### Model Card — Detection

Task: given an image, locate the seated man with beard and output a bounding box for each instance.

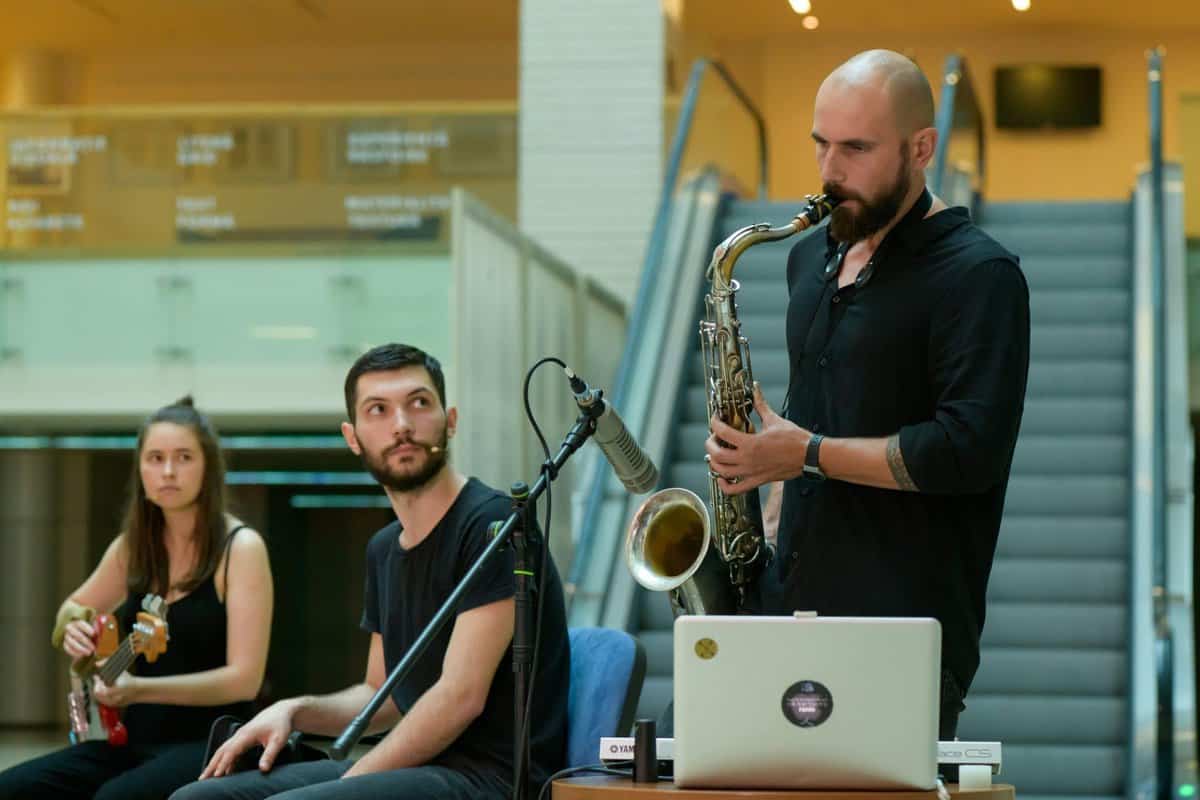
[172,343,570,800]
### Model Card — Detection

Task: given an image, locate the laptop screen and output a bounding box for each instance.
[672,614,941,790]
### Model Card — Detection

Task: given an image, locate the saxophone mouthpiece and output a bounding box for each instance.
[797,193,839,228]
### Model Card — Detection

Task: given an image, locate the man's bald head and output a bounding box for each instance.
[811,50,938,243]
[822,49,935,137]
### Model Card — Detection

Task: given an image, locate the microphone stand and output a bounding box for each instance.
[330,403,602,800]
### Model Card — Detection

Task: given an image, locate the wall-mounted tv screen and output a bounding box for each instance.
[994,65,1102,129]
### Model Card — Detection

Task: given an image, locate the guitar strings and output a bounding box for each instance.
[97,637,137,684]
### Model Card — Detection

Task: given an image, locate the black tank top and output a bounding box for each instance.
[118,528,255,744]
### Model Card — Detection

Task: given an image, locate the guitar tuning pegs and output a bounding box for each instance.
[142,594,165,615]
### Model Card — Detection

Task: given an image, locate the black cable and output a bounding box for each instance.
[522,356,563,465]
[514,356,566,800]
[536,763,633,800]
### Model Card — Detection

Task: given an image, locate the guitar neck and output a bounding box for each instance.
[96,637,138,684]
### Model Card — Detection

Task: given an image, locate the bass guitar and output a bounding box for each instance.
[66,594,169,745]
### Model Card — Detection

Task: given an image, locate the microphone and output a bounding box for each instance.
[565,367,659,495]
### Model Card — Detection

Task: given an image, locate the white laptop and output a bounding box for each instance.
[673,613,941,790]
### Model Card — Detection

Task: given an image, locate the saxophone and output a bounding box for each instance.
[624,194,837,615]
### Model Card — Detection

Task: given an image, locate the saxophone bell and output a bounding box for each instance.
[624,488,737,616]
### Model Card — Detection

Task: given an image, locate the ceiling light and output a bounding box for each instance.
[802,14,820,30]
[1012,0,1031,10]
[789,0,812,14]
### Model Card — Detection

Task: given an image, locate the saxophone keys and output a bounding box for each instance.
[704,455,722,481]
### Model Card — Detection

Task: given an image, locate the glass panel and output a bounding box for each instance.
[0,250,452,423]
[1183,97,1200,408]
[0,106,516,254]
[663,65,763,200]
[940,60,984,206]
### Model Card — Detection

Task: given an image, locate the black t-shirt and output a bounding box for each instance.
[360,477,570,790]
[764,189,1030,693]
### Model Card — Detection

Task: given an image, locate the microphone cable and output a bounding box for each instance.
[512,355,568,800]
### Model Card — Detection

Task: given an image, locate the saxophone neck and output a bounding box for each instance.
[707,193,837,288]
[709,220,802,288]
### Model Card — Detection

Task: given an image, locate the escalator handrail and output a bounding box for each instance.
[1146,45,1174,800]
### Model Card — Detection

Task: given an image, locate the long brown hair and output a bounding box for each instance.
[123,395,229,596]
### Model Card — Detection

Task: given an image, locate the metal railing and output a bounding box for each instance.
[1146,45,1174,800]
[931,54,985,214]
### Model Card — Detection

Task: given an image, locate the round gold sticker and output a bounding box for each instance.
[694,637,718,659]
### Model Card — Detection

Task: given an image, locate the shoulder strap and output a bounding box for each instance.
[221,524,248,598]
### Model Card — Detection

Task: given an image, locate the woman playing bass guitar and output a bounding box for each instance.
[0,396,273,800]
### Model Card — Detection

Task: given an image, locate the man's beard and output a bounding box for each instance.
[826,147,912,244]
[359,429,449,493]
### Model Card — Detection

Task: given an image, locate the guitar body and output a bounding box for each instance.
[68,614,128,745]
[66,597,168,746]
[97,701,127,746]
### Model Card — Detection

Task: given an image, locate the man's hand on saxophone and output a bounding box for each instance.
[705,382,927,495]
[704,383,811,496]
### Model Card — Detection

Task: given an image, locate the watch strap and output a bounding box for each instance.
[803,433,826,480]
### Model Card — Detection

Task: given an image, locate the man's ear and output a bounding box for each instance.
[445,407,458,440]
[341,421,362,455]
[913,126,938,171]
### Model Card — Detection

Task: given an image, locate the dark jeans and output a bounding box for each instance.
[168,758,509,800]
[0,739,208,800]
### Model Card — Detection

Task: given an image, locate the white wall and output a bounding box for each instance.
[518,0,664,301]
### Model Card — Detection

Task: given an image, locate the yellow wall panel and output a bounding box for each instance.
[73,42,517,105]
[1181,96,1200,238]
[690,30,1200,213]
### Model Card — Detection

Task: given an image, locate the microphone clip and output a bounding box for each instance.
[565,367,605,420]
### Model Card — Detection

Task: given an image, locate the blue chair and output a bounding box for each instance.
[566,626,647,769]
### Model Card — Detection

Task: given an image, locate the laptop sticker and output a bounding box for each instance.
[781,680,833,727]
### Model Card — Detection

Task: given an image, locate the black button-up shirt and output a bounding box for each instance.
[762,190,1030,692]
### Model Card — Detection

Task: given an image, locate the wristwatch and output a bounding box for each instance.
[802,433,826,481]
